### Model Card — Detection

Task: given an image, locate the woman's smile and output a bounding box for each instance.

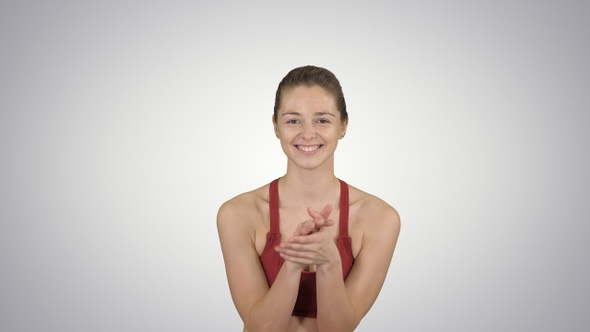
[296,144,323,153]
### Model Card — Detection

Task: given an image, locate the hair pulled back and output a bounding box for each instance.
[273,65,347,123]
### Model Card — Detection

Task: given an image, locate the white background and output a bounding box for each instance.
[1,1,589,331]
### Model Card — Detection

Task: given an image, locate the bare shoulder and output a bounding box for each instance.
[217,186,262,220]
[348,184,400,225]
[217,183,270,241]
[347,184,401,245]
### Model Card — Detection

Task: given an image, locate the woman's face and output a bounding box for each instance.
[273,85,347,170]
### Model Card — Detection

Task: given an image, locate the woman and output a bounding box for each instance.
[217,65,400,331]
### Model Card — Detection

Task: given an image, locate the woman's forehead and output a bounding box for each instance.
[279,86,338,113]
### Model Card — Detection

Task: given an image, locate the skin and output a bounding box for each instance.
[217,85,401,331]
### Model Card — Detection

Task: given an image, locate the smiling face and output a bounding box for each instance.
[273,85,347,171]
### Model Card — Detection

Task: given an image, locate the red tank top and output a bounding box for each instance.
[260,178,355,318]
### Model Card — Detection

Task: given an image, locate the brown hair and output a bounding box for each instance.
[273,65,348,123]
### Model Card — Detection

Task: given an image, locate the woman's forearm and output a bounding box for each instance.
[315,261,357,332]
[247,262,302,332]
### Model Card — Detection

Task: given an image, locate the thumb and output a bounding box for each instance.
[320,204,332,219]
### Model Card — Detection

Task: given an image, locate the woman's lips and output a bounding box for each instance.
[296,144,322,152]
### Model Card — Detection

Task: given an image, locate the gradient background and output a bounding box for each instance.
[1,1,589,331]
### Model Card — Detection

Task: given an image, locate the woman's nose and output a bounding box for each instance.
[300,123,316,139]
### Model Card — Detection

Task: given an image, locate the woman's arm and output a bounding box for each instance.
[277,199,400,331]
[217,199,304,332]
[318,202,400,331]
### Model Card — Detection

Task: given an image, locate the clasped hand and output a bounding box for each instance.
[275,204,340,270]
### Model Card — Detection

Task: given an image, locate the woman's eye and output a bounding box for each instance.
[317,118,331,124]
[286,119,299,124]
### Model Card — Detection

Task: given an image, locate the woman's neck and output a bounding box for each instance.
[279,164,340,208]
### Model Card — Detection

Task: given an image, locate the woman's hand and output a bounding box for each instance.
[294,204,334,236]
[275,204,341,268]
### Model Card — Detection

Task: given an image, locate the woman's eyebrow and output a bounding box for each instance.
[281,111,336,117]
[281,112,302,117]
[314,112,336,117]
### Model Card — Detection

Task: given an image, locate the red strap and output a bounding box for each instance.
[269,178,280,233]
[338,179,349,238]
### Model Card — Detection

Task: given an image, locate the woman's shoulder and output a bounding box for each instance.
[347,182,400,227]
[217,182,271,224]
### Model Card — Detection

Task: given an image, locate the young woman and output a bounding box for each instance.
[217,65,400,332]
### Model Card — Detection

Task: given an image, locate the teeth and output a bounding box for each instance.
[298,145,320,152]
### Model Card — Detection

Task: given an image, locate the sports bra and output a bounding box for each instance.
[259,178,354,318]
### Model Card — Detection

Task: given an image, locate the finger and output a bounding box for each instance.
[307,208,330,229]
[285,234,318,245]
[306,212,335,230]
[307,204,333,224]
[320,204,332,219]
[275,242,317,257]
[294,220,317,236]
[277,242,306,252]
[322,219,336,227]
[276,243,330,267]
[307,207,324,222]
[294,223,306,236]
[275,246,314,265]
[287,233,334,249]
[278,253,315,266]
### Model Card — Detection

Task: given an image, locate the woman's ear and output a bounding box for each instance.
[339,118,348,139]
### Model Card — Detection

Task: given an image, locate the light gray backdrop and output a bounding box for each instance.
[1,0,588,331]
